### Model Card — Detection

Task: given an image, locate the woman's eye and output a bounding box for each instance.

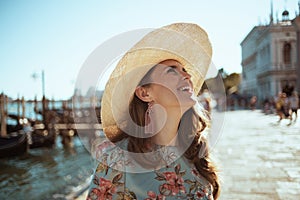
[167,67,177,73]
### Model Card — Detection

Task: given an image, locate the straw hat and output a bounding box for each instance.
[101,22,212,141]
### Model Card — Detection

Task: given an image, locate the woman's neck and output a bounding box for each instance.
[151,108,182,146]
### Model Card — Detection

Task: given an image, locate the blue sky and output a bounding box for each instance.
[0,0,299,99]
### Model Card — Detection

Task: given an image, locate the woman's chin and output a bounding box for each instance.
[180,99,196,112]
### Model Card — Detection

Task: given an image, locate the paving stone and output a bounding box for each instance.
[213,110,300,199]
[284,167,300,179]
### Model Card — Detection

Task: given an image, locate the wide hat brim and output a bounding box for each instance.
[101,23,212,141]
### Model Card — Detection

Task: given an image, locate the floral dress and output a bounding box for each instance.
[87,138,214,200]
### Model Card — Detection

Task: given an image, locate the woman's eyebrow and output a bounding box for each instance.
[168,65,186,71]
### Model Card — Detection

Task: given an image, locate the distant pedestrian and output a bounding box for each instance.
[249,96,257,110]
[263,98,271,114]
[289,91,299,122]
[275,92,282,114]
[276,93,292,124]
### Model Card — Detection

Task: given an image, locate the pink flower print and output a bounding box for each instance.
[159,171,186,196]
[196,190,205,198]
[147,191,157,199]
[145,191,166,200]
[194,188,210,199]
[89,177,117,200]
[100,177,117,192]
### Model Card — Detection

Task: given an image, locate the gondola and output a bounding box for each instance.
[0,131,28,158]
[0,93,28,158]
[28,123,56,149]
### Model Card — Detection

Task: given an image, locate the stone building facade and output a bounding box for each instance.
[240,8,300,103]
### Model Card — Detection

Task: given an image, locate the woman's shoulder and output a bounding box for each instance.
[91,137,128,164]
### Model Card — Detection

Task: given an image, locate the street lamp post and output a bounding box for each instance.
[32,70,46,124]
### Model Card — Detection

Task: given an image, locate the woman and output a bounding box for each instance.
[87,23,220,200]
[276,92,292,123]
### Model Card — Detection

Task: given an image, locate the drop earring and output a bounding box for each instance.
[145,102,154,135]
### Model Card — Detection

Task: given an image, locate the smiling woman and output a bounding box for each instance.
[86,22,220,200]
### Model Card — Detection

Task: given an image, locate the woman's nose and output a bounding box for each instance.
[181,71,191,80]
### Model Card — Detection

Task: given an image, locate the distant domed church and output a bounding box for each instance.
[240,1,300,103]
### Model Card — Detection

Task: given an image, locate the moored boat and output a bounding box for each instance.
[0,132,28,158]
[29,126,56,149]
[0,93,28,158]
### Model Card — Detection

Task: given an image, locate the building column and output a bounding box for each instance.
[271,80,276,97]
[277,81,281,94]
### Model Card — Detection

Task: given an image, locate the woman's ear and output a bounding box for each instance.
[135,86,152,102]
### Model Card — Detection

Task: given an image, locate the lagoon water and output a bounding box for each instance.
[0,136,94,199]
[1,99,100,199]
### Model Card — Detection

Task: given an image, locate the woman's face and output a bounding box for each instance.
[146,60,196,112]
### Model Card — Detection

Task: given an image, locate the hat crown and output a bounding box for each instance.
[131,23,212,59]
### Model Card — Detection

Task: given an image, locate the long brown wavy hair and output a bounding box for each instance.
[110,62,220,199]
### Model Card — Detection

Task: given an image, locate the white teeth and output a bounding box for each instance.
[179,86,191,91]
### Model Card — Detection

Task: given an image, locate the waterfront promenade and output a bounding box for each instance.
[75,110,300,200]
[214,110,300,200]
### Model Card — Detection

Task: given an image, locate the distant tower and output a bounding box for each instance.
[280,0,289,21]
[270,0,274,24]
[282,10,290,21]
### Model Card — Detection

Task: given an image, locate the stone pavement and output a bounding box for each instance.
[212,110,300,200]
